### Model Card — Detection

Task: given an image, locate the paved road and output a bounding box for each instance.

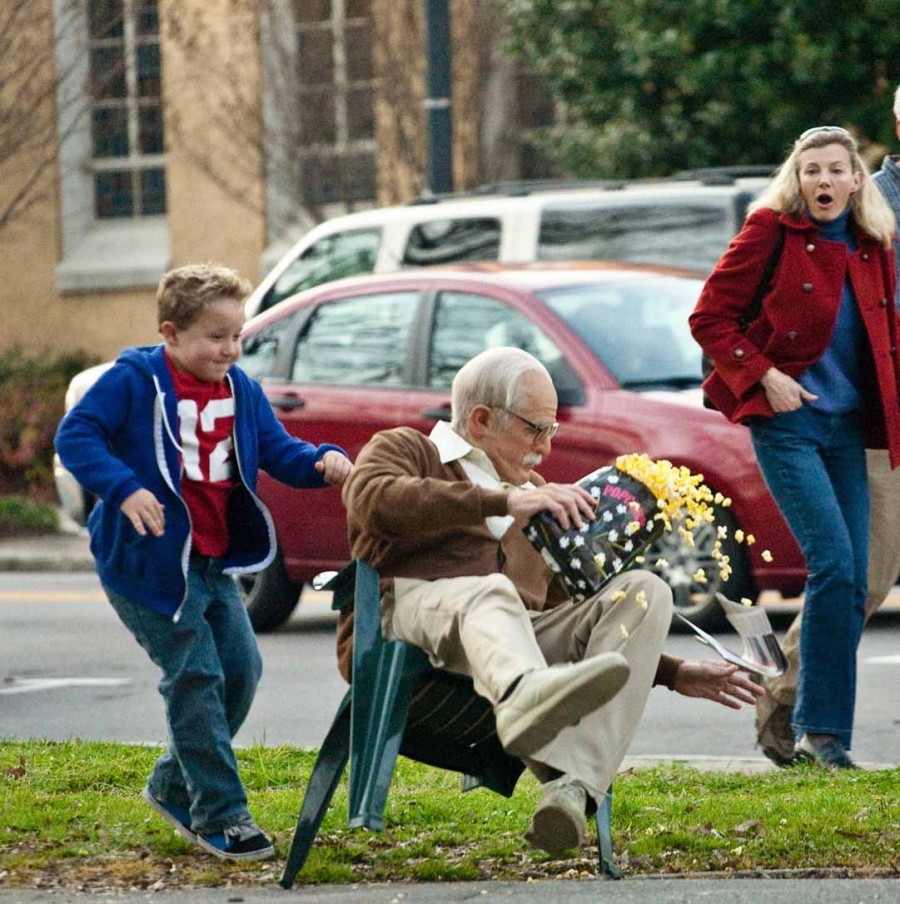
[2,571,899,766]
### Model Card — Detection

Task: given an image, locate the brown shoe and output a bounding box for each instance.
[755,691,798,766]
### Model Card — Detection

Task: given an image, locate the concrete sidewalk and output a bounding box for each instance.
[0,529,93,572]
[2,878,899,904]
[0,506,93,572]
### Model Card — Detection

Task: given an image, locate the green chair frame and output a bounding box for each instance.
[279,560,620,887]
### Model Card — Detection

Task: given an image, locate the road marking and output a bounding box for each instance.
[863,654,900,665]
[0,677,131,695]
[0,591,104,602]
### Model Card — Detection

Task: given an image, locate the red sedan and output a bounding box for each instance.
[237,263,804,631]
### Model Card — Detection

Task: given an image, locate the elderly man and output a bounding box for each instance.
[338,347,760,856]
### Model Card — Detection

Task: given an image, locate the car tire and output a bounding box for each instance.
[644,504,756,632]
[236,547,303,633]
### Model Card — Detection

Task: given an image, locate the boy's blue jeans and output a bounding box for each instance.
[104,556,262,833]
[750,406,869,748]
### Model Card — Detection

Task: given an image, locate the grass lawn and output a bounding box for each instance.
[1,739,898,890]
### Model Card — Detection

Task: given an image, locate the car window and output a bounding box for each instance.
[264,228,382,311]
[538,277,704,388]
[290,291,419,385]
[537,200,732,272]
[240,314,299,381]
[428,291,582,401]
[402,218,501,265]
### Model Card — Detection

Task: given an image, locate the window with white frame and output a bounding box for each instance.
[294,0,375,205]
[54,0,169,292]
[88,0,165,218]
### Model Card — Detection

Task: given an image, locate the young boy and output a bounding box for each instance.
[55,263,352,861]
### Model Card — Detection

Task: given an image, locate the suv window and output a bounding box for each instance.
[291,291,419,386]
[537,200,733,272]
[428,291,582,401]
[402,218,501,266]
[264,228,381,312]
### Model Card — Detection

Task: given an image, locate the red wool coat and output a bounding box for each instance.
[690,207,900,467]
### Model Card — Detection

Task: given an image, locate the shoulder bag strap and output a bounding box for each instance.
[739,222,786,331]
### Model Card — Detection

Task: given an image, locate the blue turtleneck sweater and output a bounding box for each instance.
[798,208,866,414]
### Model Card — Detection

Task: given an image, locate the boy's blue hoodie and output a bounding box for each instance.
[55,345,346,618]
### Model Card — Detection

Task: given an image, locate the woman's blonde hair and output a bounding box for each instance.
[749,127,895,248]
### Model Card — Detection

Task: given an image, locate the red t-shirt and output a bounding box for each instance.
[166,355,236,557]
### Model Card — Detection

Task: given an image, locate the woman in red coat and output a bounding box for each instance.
[690,126,900,769]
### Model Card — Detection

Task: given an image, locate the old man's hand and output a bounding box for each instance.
[507,483,596,530]
[673,660,764,710]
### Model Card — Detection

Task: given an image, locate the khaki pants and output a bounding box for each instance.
[767,448,900,705]
[386,570,673,799]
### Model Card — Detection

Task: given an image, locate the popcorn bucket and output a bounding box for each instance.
[524,465,665,602]
[675,593,788,678]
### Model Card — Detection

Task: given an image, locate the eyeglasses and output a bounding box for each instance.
[501,409,560,444]
[799,125,852,141]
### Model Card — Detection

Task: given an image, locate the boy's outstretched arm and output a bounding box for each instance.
[314,450,353,485]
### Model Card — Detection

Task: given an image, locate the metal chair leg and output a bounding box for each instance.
[279,693,352,888]
[596,787,621,879]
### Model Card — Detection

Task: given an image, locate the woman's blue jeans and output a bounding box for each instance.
[750,406,868,747]
[104,556,262,832]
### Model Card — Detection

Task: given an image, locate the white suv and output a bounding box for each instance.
[245,169,772,317]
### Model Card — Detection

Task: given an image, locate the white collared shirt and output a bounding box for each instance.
[428,420,533,539]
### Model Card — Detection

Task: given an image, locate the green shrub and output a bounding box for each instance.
[0,495,59,536]
[0,347,99,500]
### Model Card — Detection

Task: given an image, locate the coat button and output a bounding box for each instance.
[806,243,815,252]
[802,283,813,292]
[788,331,798,340]
[892,347,897,355]
[733,348,745,358]
[881,298,889,307]
[862,253,870,261]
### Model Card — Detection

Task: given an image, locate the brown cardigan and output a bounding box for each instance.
[337,426,681,687]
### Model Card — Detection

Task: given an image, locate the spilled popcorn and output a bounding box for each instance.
[615,452,766,586]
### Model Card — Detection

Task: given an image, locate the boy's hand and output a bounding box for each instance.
[121,489,165,537]
[315,451,353,485]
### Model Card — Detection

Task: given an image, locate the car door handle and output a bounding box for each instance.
[421,406,451,421]
[269,395,306,410]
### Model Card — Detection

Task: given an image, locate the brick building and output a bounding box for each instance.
[0,0,552,359]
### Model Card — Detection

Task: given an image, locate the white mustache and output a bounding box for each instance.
[523,453,543,468]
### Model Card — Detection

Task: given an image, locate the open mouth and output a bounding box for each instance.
[816,192,834,206]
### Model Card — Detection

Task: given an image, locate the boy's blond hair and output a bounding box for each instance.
[157,263,252,331]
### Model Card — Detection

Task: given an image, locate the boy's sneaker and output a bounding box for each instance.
[795,733,859,770]
[141,787,197,844]
[196,820,275,861]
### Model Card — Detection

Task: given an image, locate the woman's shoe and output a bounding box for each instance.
[795,733,858,770]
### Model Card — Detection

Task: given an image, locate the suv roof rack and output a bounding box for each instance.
[408,168,776,205]
[408,178,626,205]
[673,165,778,185]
